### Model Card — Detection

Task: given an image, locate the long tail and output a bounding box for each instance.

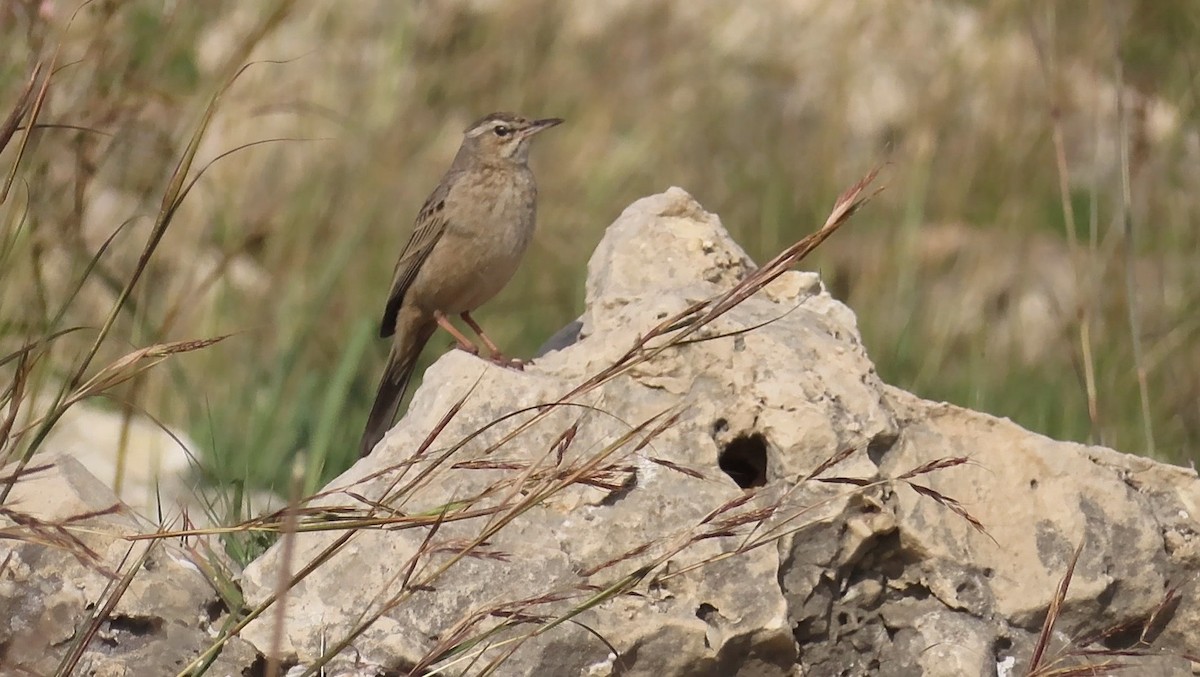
[360,318,435,457]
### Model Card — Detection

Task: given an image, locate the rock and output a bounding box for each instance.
[23,398,197,519]
[15,190,1188,675]
[0,453,258,675]
[13,398,283,525]
[882,390,1169,626]
[7,188,1194,675]
[238,188,1200,675]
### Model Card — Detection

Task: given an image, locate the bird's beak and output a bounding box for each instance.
[525,117,564,136]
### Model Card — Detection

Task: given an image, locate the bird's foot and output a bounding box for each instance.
[492,355,525,369]
[488,354,525,371]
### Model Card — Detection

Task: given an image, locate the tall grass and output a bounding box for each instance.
[2,3,1195,673]
[0,0,1196,507]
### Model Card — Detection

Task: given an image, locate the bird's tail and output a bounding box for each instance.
[360,319,436,458]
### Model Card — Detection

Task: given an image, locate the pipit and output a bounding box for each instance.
[359,112,562,457]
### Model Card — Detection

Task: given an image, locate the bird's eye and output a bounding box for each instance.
[493,125,510,137]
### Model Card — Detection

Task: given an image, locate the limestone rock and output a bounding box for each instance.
[14,398,283,525]
[25,398,198,519]
[0,453,257,675]
[238,188,1200,675]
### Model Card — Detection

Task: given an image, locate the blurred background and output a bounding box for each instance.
[1,0,1197,503]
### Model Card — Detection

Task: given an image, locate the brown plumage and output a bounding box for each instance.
[360,112,562,457]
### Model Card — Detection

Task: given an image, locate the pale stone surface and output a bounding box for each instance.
[0,453,257,675]
[26,397,198,518]
[236,188,1200,675]
[882,389,1169,626]
[14,397,283,525]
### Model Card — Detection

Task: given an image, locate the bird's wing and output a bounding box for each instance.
[378,178,454,338]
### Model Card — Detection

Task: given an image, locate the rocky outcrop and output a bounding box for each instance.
[15,398,198,519]
[9,398,281,525]
[0,454,259,675]
[3,189,1197,675]
[235,188,1198,675]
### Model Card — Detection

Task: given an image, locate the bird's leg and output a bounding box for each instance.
[461,312,524,370]
[433,310,479,355]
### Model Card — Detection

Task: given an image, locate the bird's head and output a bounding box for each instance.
[460,112,563,164]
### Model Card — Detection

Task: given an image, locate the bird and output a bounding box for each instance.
[359,112,563,457]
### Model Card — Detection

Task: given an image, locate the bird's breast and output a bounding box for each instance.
[449,166,537,252]
[413,165,538,313]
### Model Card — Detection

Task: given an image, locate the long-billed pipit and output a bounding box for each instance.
[359,112,562,457]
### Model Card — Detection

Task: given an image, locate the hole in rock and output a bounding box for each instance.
[1100,622,1148,651]
[711,418,729,436]
[695,602,718,622]
[246,654,268,677]
[246,654,298,677]
[107,615,161,636]
[718,433,768,488]
[866,431,899,464]
[205,598,226,623]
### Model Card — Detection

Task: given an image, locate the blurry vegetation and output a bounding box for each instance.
[1,0,1197,501]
